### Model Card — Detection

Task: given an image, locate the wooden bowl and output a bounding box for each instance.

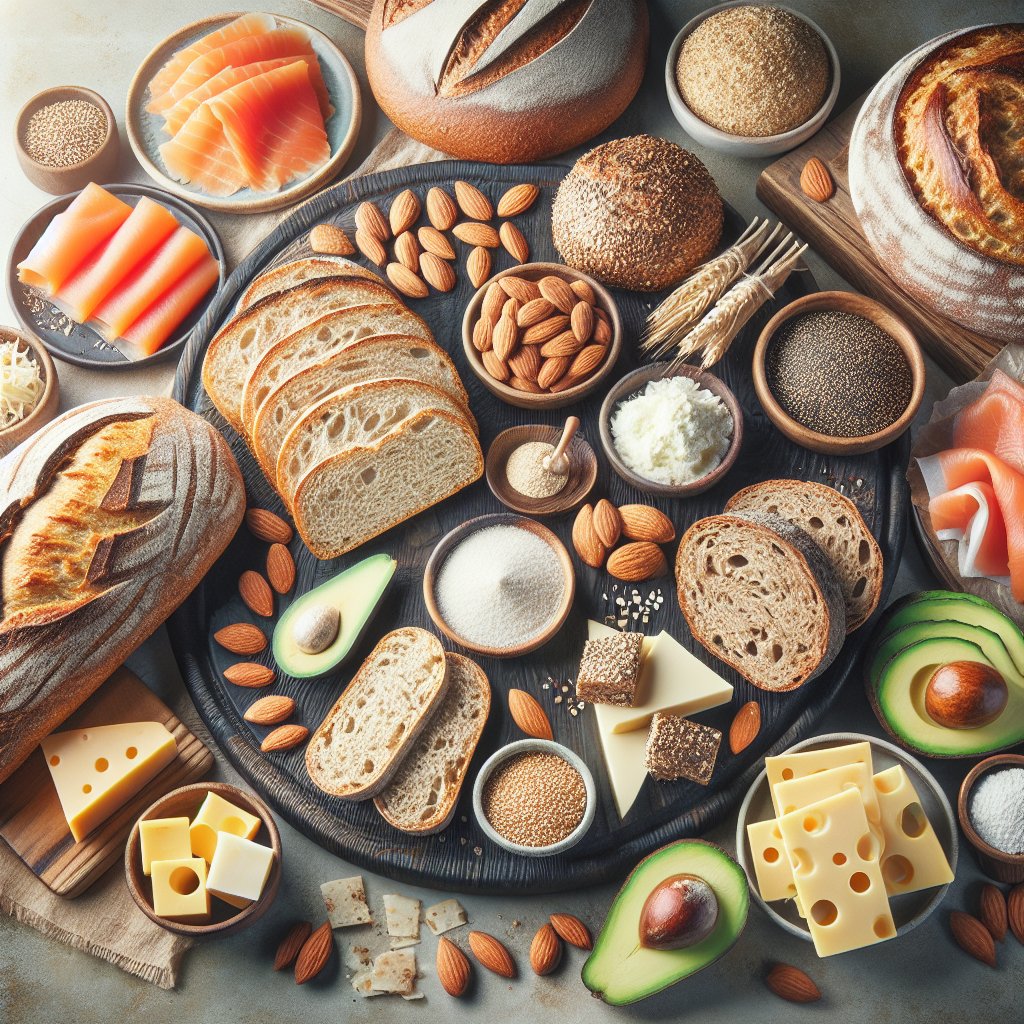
[461,262,622,410]
[958,753,1024,884]
[598,362,743,498]
[753,291,926,456]
[485,424,597,516]
[423,513,575,658]
[15,86,119,194]
[125,782,282,938]
[0,325,59,456]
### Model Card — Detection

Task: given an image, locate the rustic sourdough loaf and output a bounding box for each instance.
[724,480,884,633]
[239,257,386,310]
[0,397,244,783]
[305,627,449,799]
[374,652,490,834]
[676,512,846,692]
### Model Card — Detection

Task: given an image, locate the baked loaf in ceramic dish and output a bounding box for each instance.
[850,24,1024,342]
[0,396,244,783]
[363,0,649,163]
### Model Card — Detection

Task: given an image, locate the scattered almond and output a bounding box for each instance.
[261,724,309,753]
[593,499,622,548]
[537,354,571,390]
[294,922,333,984]
[530,923,562,976]
[729,701,761,754]
[239,570,274,617]
[426,187,458,231]
[266,543,295,594]
[499,221,529,263]
[570,301,594,343]
[950,910,997,966]
[499,276,540,303]
[522,314,569,345]
[355,228,387,267]
[765,963,821,1003]
[467,931,515,978]
[508,345,541,383]
[274,921,312,971]
[394,230,420,273]
[437,936,471,997]
[979,884,1008,942]
[568,344,606,381]
[572,504,607,569]
[539,331,583,359]
[355,201,389,242]
[467,246,492,288]
[569,278,596,305]
[309,223,354,256]
[800,157,834,202]
[418,225,456,260]
[214,623,267,655]
[223,662,275,688]
[1009,884,1024,944]
[481,349,510,382]
[492,314,519,363]
[453,221,500,248]
[538,275,576,314]
[246,508,292,544]
[508,689,553,740]
[421,251,456,292]
[454,180,494,221]
[496,182,539,218]
[245,694,296,726]
[389,189,421,235]
[386,262,429,299]
[606,542,667,582]
[549,913,592,950]
[618,504,675,544]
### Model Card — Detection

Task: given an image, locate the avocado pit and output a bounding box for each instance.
[292,603,340,655]
[638,873,719,950]
[924,660,1008,730]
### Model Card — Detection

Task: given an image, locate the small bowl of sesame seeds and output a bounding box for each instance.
[473,739,596,858]
[15,86,119,195]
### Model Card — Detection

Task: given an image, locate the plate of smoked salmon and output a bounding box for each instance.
[7,182,224,368]
[125,12,361,214]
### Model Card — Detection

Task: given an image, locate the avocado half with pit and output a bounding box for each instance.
[272,553,396,678]
[582,840,748,1005]
[865,590,1024,757]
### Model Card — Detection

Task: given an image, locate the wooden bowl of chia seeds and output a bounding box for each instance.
[753,290,926,456]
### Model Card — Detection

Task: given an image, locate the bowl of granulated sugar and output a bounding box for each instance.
[959,753,1024,883]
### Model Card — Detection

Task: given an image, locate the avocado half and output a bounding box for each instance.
[865,590,1024,757]
[582,840,748,1005]
[272,553,396,679]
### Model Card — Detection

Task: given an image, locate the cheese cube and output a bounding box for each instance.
[151,856,211,923]
[42,722,177,842]
[874,766,954,896]
[206,832,275,909]
[189,791,261,864]
[779,788,896,957]
[140,816,191,876]
[765,741,874,817]
[746,818,797,902]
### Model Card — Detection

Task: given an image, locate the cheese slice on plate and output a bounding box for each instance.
[765,742,874,817]
[746,817,797,903]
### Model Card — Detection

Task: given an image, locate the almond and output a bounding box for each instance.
[593,316,613,345]
[467,931,515,978]
[568,344,606,380]
[309,223,354,256]
[386,262,429,299]
[569,278,596,305]
[472,316,494,353]
[508,689,553,740]
[388,189,420,235]
[426,187,457,231]
[729,701,761,754]
[547,371,588,394]
[274,921,312,971]
[549,913,592,950]
[538,275,576,314]
[1009,884,1024,944]
[499,221,529,263]
[355,201,389,242]
[530,923,562,976]
[492,314,519,362]
[294,922,333,984]
[572,503,607,569]
[239,570,274,617]
[355,228,387,267]
[517,298,554,328]
[437,936,471,997]
[214,623,267,655]
[593,499,622,548]
[496,182,539,218]
[980,884,1008,942]
[501,296,521,322]
[266,543,295,594]
[394,230,420,272]
[618,504,676,544]
[570,301,594,343]
[537,354,571,391]
[499,276,540,303]
[244,694,296,726]
[508,345,541,383]
[522,314,569,345]
[454,180,494,221]
[418,251,455,292]
[539,331,583,359]
[800,157,834,202]
[481,281,506,323]
[261,724,309,753]
[453,221,500,248]
[482,349,510,383]
[467,246,492,288]
[765,963,821,1003]
[246,508,292,544]
[509,376,544,394]
[418,225,456,260]
[607,542,667,582]
[950,910,996,966]
[223,662,275,688]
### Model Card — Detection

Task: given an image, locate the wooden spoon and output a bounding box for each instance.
[542,416,579,476]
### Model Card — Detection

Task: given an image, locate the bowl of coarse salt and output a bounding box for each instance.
[958,753,1024,883]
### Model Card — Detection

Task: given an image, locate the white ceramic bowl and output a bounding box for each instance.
[473,739,596,858]
[665,1,841,158]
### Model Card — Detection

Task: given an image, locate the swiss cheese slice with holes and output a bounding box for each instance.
[764,742,874,817]
[746,818,798,903]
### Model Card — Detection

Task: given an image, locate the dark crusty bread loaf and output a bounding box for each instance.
[0,397,244,783]
[675,512,846,692]
[724,480,883,633]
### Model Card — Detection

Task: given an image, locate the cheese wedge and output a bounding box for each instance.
[41,722,177,842]
[765,741,874,817]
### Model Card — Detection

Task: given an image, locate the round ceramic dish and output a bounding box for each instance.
[15,86,120,194]
[472,739,597,858]
[665,1,841,158]
[0,325,59,456]
[598,361,743,498]
[422,512,575,659]
[125,782,281,938]
[736,732,958,942]
[461,262,622,410]
[125,12,361,214]
[958,753,1024,884]
[753,290,926,456]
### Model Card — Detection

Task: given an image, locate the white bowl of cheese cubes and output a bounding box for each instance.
[125,782,281,936]
[736,733,957,955]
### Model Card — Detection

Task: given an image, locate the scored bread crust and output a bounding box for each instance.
[724,480,884,632]
[306,628,450,799]
[238,257,387,310]
[374,652,490,835]
[676,512,846,692]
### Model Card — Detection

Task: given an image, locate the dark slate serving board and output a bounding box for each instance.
[170,160,908,893]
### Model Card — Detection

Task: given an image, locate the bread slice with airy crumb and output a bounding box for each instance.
[676,512,846,691]
[724,480,883,632]
[374,653,490,834]
[238,257,386,310]
[305,628,449,800]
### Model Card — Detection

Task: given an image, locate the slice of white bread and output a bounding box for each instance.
[305,628,449,800]
[240,304,435,431]
[239,257,386,310]
[251,335,472,482]
[277,379,477,504]
[293,409,484,559]
[724,480,883,633]
[373,652,490,835]
[202,277,398,430]
[676,511,846,692]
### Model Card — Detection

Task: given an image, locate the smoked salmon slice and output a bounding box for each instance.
[953,370,1024,474]
[929,481,1010,581]
[159,101,250,197]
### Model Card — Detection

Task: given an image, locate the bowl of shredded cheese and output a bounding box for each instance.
[0,326,59,456]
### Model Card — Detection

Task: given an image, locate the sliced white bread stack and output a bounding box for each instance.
[724,480,884,632]
[238,256,384,310]
[676,511,846,692]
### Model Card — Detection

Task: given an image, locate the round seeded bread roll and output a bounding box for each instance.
[551,136,724,291]
[363,0,649,164]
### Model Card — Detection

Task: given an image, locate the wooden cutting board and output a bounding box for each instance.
[0,667,213,898]
[756,99,1002,383]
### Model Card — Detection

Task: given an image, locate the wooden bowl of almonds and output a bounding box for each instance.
[462,262,621,409]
